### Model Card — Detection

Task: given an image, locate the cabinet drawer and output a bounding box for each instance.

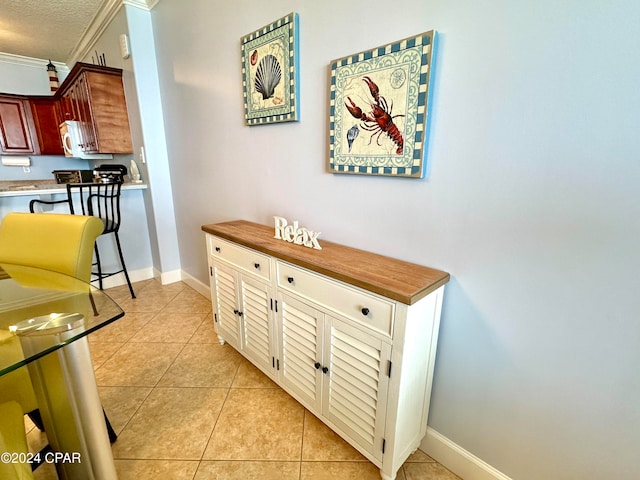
[277,261,394,337]
[208,235,271,281]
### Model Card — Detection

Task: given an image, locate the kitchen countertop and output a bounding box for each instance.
[0,180,147,197]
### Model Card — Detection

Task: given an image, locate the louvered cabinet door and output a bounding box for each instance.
[239,274,274,377]
[278,293,323,414]
[210,261,242,349]
[322,315,391,462]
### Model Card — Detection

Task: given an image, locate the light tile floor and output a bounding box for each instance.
[29,279,460,480]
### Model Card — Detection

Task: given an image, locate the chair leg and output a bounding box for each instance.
[89,291,99,316]
[94,243,104,290]
[114,232,136,299]
[27,409,44,431]
[104,408,117,443]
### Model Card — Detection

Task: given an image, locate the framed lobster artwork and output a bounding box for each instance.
[328,31,437,178]
[241,12,300,125]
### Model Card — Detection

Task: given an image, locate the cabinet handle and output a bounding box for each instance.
[215,246,221,252]
[322,366,329,374]
[361,307,370,316]
[254,263,260,269]
[233,309,239,315]
[238,311,243,317]
[287,276,294,284]
[314,362,321,369]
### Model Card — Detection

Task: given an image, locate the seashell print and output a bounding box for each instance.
[254,54,282,100]
[346,124,359,152]
[250,50,258,66]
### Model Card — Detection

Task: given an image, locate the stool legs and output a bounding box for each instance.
[93,233,136,299]
[114,231,136,298]
[94,243,104,290]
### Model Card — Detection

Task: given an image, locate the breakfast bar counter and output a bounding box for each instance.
[0,179,147,197]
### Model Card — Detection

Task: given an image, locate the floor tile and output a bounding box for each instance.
[158,342,242,388]
[128,312,207,343]
[32,462,58,480]
[405,449,436,463]
[302,410,368,461]
[189,314,218,344]
[403,462,462,480]
[98,386,152,434]
[112,386,227,459]
[231,357,279,388]
[203,388,304,461]
[162,288,212,314]
[94,341,184,386]
[89,341,124,370]
[115,283,182,313]
[300,461,381,480]
[114,459,199,480]
[194,460,300,480]
[89,311,156,343]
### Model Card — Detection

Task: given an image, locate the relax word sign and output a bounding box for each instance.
[273,216,322,250]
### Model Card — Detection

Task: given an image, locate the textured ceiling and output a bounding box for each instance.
[0,0,103,63]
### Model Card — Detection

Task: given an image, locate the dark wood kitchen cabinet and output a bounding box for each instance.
[58,63,133,154]
[0,95,39,155]
[29,97,64,155]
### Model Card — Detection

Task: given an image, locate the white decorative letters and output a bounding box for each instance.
[273,216,322,250]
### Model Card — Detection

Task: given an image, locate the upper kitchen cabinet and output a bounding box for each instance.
[29,97,64,155]
[0,95,39,155]
[58,63,133,154]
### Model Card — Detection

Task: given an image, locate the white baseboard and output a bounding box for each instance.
[180,270,210,298]
[94,267,155,290]
[155,268,182,285]
[98,267,208,293]
[421,428,512,480]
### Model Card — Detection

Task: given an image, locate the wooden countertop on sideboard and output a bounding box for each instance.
[202,220,450,305]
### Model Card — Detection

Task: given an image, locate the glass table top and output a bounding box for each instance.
[0,263,124,376]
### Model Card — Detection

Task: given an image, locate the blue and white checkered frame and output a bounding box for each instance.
[328,31,436,178]
[241,12,299,125]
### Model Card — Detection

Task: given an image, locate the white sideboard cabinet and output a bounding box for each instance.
[202,220,449,480]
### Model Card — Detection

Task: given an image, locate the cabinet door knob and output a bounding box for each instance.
[215,246,221,252]
[254,263,260,269]
[314,362,321,369]
[287,276,294,284]
[233,309,239,315]
[322,366,329,374]
[361,307,370,316]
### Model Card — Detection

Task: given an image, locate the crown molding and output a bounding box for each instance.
[124,0,159,9]
[0,52,69,71]
[66,0,158,65]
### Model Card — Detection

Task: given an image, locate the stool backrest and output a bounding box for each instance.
[67,182,123,234]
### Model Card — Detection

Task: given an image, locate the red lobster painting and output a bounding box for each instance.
[345,76,405,155]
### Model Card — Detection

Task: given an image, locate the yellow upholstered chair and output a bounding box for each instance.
[0,401,34,480]
[0,212,104,282]
[0,213,116,452]
[0,213,104,413]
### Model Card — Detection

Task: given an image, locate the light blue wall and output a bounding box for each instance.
[79,6,182,278]
[149,1,640,479]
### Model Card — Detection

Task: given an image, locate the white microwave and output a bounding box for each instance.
[59,121,112,159]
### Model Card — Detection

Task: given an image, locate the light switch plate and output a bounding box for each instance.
[119,34,130,59]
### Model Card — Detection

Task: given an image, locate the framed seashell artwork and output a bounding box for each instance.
[328,31,437,178]
[241,12,300,125]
